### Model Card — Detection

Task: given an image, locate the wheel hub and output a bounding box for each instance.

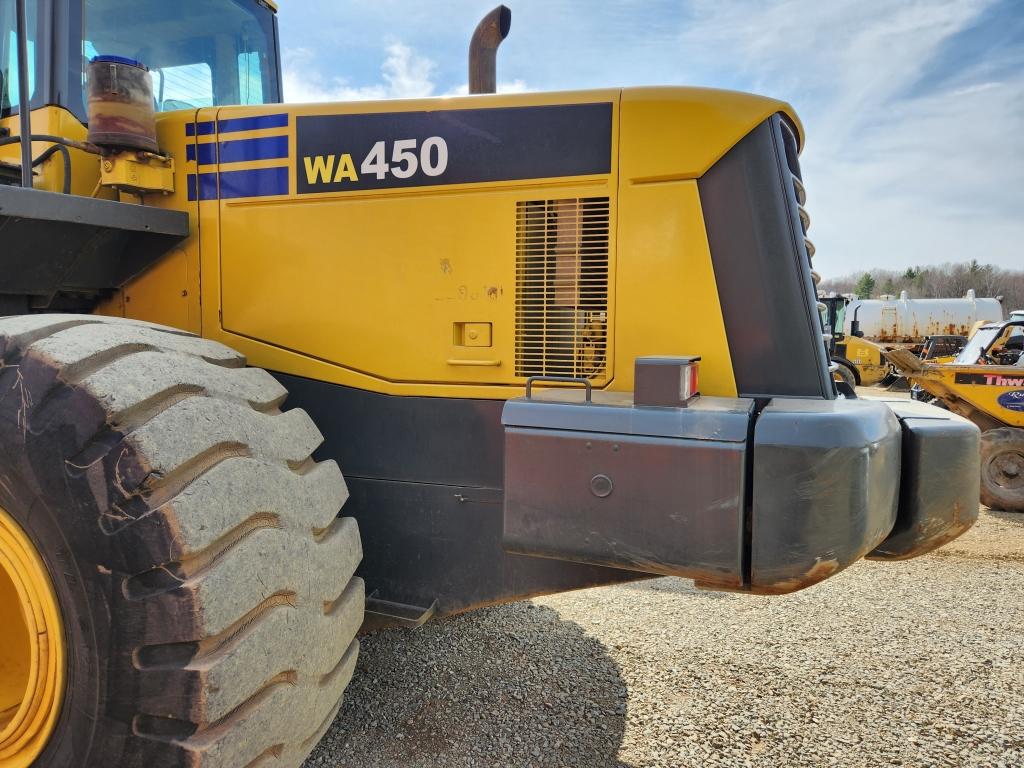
[0,507,64,768]
[990,452,1024,489]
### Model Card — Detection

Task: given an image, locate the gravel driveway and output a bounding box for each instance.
[304,508,1024,767]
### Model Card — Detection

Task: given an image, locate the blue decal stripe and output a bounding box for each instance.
[187,167,289,201]
[218,113,289,134]
[185,113,288,137]
[186,173,219,201]
[185,143,218,165]
[185,121,216,137]
[220,167,289,198]
[187,137,288,166]
[219,136,289,164]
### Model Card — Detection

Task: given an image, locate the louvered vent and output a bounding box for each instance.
[515,197,610,380]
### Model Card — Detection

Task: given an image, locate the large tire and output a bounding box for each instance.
[979,427,1024,512]
[0,315,363,767]
[832,361,857,390]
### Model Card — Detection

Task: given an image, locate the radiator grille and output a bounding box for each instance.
[515,197,610,379]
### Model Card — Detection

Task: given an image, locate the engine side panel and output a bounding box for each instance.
[154,87,802,401]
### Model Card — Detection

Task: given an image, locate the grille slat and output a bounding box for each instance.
[514,197,610,380]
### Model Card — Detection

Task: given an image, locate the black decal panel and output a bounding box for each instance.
[954,372,1024,386]
[295,102,613,193]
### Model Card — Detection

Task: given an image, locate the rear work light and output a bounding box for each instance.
[634,356,700,408]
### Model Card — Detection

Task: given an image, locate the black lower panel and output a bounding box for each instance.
[275,373,644,615]
[0,185,188,297]
[347,477,645,615]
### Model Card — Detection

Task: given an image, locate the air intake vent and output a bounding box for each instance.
[515,197,610,380]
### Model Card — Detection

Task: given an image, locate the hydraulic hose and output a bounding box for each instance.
[0,134,99,195]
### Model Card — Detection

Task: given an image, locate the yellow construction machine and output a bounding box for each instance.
[820,295,891,387]
[888,319,1024,512]
[822,294,976,389]
[0,2,980,766]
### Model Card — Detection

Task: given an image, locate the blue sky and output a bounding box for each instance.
[277,1,1023,277]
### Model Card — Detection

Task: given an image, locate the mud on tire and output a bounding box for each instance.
[0,315,363,768]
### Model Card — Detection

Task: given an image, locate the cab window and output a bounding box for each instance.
[0,0,37,114]
[82,0,279,112]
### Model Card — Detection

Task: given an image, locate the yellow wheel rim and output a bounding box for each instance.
[0,506,64,768]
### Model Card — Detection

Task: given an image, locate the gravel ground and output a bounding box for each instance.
[304,509,1024,767]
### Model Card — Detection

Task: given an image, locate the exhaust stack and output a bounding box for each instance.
[468,5,512,94]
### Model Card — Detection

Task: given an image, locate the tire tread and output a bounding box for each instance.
[0,315,362,768]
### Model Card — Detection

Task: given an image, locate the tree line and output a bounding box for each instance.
[819,261,1024,311]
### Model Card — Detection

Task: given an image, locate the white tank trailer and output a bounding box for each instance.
[844,290,1004,343]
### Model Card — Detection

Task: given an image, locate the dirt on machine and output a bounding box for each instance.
[0,2,983,767]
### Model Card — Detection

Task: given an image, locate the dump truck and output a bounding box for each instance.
[0,2,981,766]
[888,319,1024,512]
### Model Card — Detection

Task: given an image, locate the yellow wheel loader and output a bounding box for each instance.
[820,295,891,387]
[0,2,980,766]
[887,319,1024,512]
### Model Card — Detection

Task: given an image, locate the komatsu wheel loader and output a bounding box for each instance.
[0,2,980,766]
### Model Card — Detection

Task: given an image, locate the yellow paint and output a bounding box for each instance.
[894,328,1024,430]
[185,88,779,398]
[84,86,801,400]
[0,507,64,768]
[455,322,493,348]
[95,109,203,334]
[842,336,890,386]
[613,179,736,396]
[619,87,801,183]
[122,249,197,332]
[303,154,359,184]
[906,363,1024,429]
[100,152,175,195]
[0,106,107,197]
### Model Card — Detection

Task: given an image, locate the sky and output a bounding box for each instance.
[276,0,1024,278]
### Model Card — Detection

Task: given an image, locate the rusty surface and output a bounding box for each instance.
[856,298,995,344]
[468,5,512,94]
[874,321,976,344]
[86,59,159,152]
[748,559,842,595]
[696,561,847,602]
[695,558,843,596]
[867,501,975,561]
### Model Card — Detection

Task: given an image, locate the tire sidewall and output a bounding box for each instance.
[834,362,857,389]
[980,429,1024,512]
[0,341,126,766]
[0,448,110,766]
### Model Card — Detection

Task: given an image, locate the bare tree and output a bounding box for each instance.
[820,261,1024,311]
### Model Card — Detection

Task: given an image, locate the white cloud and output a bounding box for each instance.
[283,42,437,102]
[442,80,531,97]
[678,0,1023,274]
[276,1,1018,273]
[283,42,530,103]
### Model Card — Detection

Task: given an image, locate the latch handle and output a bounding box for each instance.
[524,375,592,402]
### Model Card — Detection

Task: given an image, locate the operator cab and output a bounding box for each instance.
[1,0,281,124]
[956,321,1024,367]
